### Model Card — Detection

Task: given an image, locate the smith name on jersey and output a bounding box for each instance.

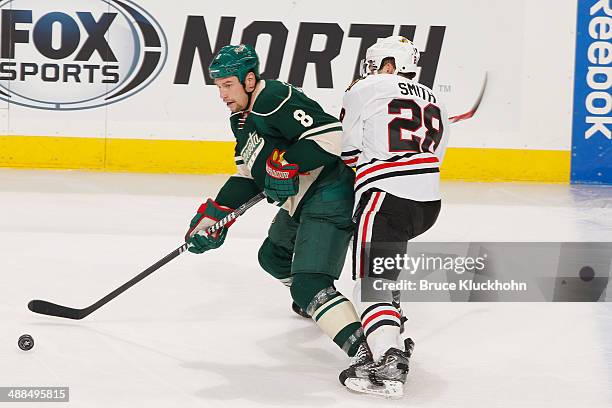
[341,74,450,209]
[221,79,345,215]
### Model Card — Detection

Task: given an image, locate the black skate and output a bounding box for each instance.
[344,338,415,399]
[291,301,311,318]
[339,341,374,386]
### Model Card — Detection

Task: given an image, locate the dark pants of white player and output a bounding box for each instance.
[352,189,441,280]
[351,189,440,351]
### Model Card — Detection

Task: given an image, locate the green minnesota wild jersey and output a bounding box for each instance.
[227,79,344,215]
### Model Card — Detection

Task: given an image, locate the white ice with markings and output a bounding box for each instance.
[1,170,611,408]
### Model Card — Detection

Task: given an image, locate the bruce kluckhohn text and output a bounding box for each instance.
[373,279,528,292]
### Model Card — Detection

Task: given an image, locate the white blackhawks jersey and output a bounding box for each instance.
[341,74,450,209]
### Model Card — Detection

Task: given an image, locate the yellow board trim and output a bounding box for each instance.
[0,135,236,174]
[441,147,570,183]
[0,135,570,182]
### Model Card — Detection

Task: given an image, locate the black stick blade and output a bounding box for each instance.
[28,300,86,320]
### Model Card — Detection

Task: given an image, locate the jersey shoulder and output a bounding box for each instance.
[345,77,365,92]
[342,76,375,107]
[345,75,378,94]
[344,74,401,100]
[251,80,292,116]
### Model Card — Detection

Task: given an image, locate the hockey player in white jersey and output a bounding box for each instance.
[338,36,450,398]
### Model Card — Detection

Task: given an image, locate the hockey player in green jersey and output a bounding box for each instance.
[184,44,366,359]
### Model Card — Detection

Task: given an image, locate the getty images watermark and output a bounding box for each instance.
[360,242,612,302]
[371,252,526,292]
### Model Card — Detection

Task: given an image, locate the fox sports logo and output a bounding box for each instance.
[0,0,167,110]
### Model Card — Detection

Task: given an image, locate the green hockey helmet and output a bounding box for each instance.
[209,44,260,84]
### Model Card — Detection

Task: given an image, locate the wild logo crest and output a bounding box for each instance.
[0,0,167,110]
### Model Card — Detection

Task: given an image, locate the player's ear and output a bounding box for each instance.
[378,57,396,74]
[381,62,394,74]
[244,72,257,92]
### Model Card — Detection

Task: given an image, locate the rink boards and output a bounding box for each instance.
[0,0,605,183]
[0,136,571,182]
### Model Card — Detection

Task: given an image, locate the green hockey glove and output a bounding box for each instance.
[264,149,300,205]
[185,199,235,254]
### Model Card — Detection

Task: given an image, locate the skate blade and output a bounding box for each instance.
[344,378,404,399]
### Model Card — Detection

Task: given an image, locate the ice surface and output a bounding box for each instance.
[1,169,611,408]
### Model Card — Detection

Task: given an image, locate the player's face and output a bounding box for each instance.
[214,76,248,112]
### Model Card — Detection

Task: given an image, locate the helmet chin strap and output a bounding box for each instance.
[246,86,253,111]
[242,77,259,112]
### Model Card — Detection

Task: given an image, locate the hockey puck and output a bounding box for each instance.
[579,266,595,282]
[18,334,34,351]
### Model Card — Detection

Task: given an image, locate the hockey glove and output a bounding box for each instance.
[185,199,235,254]
[264,149,300,205]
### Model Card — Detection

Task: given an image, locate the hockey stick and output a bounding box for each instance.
[449,72,488,124]
[28,192,267,320]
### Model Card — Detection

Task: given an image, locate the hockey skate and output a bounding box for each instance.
[343,338,414,399]
[338,341,374,386]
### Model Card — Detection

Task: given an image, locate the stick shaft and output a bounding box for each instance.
[28,192,266,319]
[449,72,488,123]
